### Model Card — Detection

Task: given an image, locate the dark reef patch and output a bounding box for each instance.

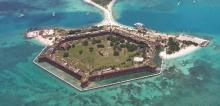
[150,58,220,106]
[212,42,220,50]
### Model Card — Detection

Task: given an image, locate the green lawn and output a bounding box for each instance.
[56,36,144,72]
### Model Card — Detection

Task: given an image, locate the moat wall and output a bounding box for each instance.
[89,66,156,81]
[38,56,157,83]
[38,56,82,80]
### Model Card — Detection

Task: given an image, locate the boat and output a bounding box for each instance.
[193,0,197,4]
[134,22,144,29]
[18,13,25,18]
[52,12,55,17]
[177,1,181,6]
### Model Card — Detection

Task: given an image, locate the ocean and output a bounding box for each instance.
[0,0,220,105]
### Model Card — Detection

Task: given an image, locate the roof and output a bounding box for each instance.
[133,57,144,62]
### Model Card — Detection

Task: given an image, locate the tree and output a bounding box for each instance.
[113,51,119,56]
[92,38,96,44]
[127,58,132,61]
[182,40,198,46]
[95,39,101,43]
[120,43,126,48]
[89,47,94,52]
[82,40,88,46]
[97,44,105,48]
[108,36,120,43]
[110,42,114,46]
[92,39,101,44]
[167,37,180,54]
[114,45,122,51]
[63,52,69,57]
[72,44,75,48]
[79,50,83,55]
[68,29,81,34]
[126,43,137,52]
[115,42,120,46]
[107,36,111,41]
[120,39,125,43]
[139,44,145,49]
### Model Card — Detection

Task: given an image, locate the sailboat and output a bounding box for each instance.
[17,13,24,18]
[52,12,56,17]
[177,1,181,6]
[19,13,25,17]
[193,0,197,4]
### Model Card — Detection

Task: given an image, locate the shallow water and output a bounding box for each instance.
[0,0,220,105]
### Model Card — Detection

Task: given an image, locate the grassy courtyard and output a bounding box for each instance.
[55,35,145,72]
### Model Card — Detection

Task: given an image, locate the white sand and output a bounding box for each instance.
[160,45,201,60]
[26,29,55,46]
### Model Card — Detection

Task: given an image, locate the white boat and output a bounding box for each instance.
[52,12,55,16]
[19,13,24,17]
[177,1,181,6]
[193,0,197,4]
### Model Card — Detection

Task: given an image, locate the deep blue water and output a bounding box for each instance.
[0,0,220,105]
[115,0,220,35]
[117,8,220,35]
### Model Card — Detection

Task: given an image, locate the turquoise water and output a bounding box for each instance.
[0,0,220,105]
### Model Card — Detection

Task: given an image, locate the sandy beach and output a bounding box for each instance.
[26,29,55,46]
[159,45,201,60]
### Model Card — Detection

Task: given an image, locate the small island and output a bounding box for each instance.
[25,0,209,91]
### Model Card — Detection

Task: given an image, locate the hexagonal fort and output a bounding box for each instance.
[37,25,159,88]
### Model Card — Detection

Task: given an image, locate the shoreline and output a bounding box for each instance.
[159,45,201,60]
[159,34,209,60]
[34,36,54,46]
[25,29,55,46]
